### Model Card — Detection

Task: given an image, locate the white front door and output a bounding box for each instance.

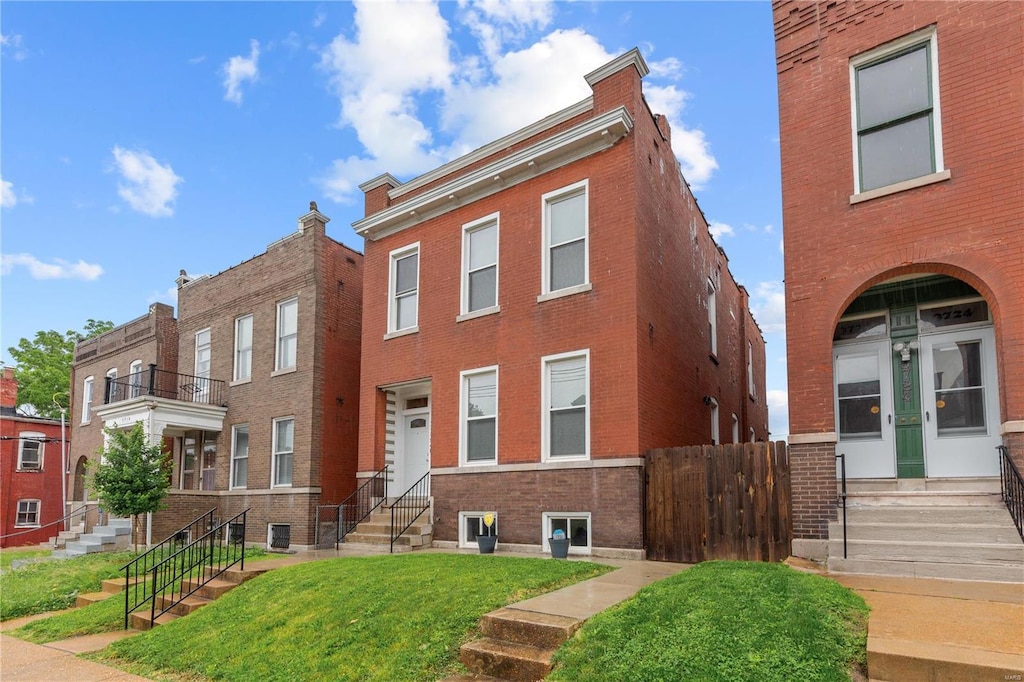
[398,412,431,494]
[835,340,895,478]
[920,326,1001,477]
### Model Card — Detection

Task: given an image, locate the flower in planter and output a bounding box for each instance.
[482,513,496,537]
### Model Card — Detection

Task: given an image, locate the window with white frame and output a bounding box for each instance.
[709,397,720,445]
[747,342,756,398]
[461,367,497,465]
[105,368,117,403]
[707,280,718,357]
[276,298,298,370]
[388,245,419,333]
[543,512,591,554]
[459,512,498,548]
[462,215,498,315]
[273,417,294,486]
[543,351,589,460]
[852,28,942,193]
[542,180,588,295]
[18,432,44,470]
[81,376,94,423]
[15,500,40,527]
[750,427,756,443]
[732,414,740,444]
[129,360,143,398]
[195,329,211,398]
[230,425,249,489]
[234,314,253,381]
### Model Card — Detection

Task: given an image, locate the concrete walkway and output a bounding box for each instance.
[0,631,147,681]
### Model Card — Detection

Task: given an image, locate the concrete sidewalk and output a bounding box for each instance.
[0,631,147,681]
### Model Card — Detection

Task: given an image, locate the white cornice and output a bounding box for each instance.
[585,47,649,86]
[359,173,402,193]
[353,106,633,240]
[387,97,594,201]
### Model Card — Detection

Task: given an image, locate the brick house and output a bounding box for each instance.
[774,1,1023,576]
[1,368,69,548]
[70,206,363,549]
[354,49,768,557]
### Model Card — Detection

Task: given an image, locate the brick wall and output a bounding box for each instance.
[789,442,837,540]
[1,415,66,547]
[151,490,320,547]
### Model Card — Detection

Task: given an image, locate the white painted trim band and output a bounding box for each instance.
[788,432,838,445]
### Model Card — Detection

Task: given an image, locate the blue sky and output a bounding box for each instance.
[0,1,789,435]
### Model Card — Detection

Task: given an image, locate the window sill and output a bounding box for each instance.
[850,169,951,205]
[230,377,252,387]
[456,306,500,323]
[537,282,592,304]
[15,469,42,473]
[542,454,590,464]
[384,326,419,341]
[461,459,498,468]
[271,484,292,489]
[271,367,296,378]
[14,525,40,529]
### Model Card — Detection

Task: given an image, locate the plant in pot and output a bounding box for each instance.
[549,528,570,559]
[477,513,497,554]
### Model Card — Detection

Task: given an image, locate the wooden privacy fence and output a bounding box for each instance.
[645,441,792,563]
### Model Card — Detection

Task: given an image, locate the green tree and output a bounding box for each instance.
[91,423,172,552]
[6,319,114,418]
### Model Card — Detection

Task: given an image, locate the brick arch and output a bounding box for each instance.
[72,456,88,502]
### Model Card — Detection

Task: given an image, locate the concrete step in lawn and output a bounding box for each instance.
[75,591,116,608]
[459,608,583,681]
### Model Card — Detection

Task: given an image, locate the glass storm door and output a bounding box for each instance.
[835,340,895,478]
[920,327,1000,477]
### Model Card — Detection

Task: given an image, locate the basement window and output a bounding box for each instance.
[268,523,291,549]
[542,512,591,555]
[459,512,498,548]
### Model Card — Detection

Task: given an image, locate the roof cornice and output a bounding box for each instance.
[358,173,402,193]
[353,106,634,240]
[585,47,650,86]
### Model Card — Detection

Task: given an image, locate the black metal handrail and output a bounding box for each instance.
[998,446,1024,542]
[836,452,848,559]
[140,509,249,629]
[122,510,217,628]
[105,364,226,407]
[390,472,430,553]
[315,466,388,548]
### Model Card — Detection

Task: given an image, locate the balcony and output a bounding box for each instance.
[104,365,226,407]
[95,364,227,437]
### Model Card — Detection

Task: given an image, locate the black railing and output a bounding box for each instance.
[998,446,1024,542]
[105,364,226,407]
[315,466,389,548]
[123,510,217,628]
[141,509,248,629]
[390,472,430,553]
[836,452,848,559]
[0,503,93,542]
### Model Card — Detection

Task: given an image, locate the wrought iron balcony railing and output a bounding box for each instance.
[104,364,226,407]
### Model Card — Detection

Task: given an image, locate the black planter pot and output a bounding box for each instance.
[549,537,570,559]
[477,535,498,554]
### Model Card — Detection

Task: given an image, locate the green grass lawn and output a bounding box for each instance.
[549,561,869,682]
[0,547,52,572]
[93,554,612,682]
[1,551,135,621]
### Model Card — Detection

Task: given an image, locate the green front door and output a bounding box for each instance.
[890,307,924,478]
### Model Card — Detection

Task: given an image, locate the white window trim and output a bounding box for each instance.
[849,26,944,197]
[707,279,718,358]
[459,366,499,467]
[747,342,756,399]
[750,427,756,443]
[540,179,589,297]
[105,368,117,404]
[542,511,592,555]
[732,414,740,444]
[81,376,94,424]
[15,499,41,527]
[17,432,44,470]
[387,242,420,336]
[234,314,253,383]
[458,511,498,549]
[272,416,295,488]
[709,397,720,445]
[541,349,591,462]
[461,213,500,317]
[230,424,249,490]
[275,297,298,371]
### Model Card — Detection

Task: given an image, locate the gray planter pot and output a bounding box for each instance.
[549,537,570,559]
[477,535,498,554]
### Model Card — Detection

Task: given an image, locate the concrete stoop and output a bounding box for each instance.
[459,608,582,681]
[56,518,133,557]
[342,509,433,551]
[868,637,1024,682]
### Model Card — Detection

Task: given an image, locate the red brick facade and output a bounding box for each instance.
[357,50,768,553]
[775,1,1024,545]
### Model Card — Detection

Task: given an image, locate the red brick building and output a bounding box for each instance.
[775,1,1023,566]
[355,49,768,557]
[1,368,68,548]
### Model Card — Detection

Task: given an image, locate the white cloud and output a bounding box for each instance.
[648,56,683,80]
[1,33,28,61]
[188,55,206,65]
[642,82,717,189]
[222,39,260,105]
[111,146,183,217]
[458,0,554,62]
[1,178,17,208]
[751,280,786,334]
[1,253,103,280]
[779,236,785,255]
[708,221,734,240]
[313,8,326,28]
[147,285,179,307]
[766,389,789,438]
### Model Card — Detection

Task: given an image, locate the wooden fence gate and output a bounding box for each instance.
[645,441,792,563]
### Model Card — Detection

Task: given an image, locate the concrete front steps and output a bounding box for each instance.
[128,564,271,631]
[55,518,132,557]
[458,607,582,681]
[342,507,432,552]
[828,488,1024,583]
[40,524,85,550]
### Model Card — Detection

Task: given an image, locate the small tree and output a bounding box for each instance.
[91,423,172,552]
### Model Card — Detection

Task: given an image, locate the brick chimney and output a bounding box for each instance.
[1,367,18,409]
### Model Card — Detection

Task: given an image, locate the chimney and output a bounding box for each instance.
[298,200,330,235]
[1,367,18,409]
[176,269,193,288]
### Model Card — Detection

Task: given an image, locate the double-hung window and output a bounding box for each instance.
[852,29,942,193]
[231,424,249,489]
[747,342,756,399]
[195,329,211,399]
[388,244,419,334]
[276,298,298,371]
[461,215,498,316]
[542,350,589,460]
[709,397,720,445]
[105,368,117,403]
[707,280,718,357]
[273,417,294,486]
[15,500,40,527]
[541,180,588,297]
[18,432,43,470]
[461,367,497,465]
[129,360,143,398]
[234,314,253,381]
[81,376,94,423]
